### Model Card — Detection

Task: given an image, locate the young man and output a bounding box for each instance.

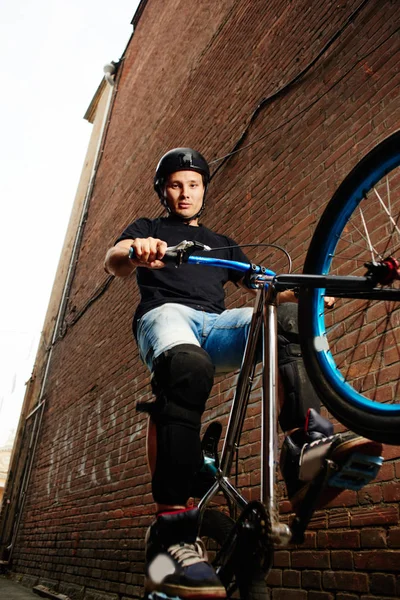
[105,148,382,599]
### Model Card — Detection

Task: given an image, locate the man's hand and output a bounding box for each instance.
[130,237,168,269]
[277,290,336,307]
[104,237,168,277]
[324,296,335,308]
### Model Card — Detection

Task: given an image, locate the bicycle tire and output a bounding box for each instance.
[200,508,270,600]
[299,129,400,444]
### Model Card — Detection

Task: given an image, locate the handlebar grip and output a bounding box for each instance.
[162,253,178,264]
[128,246,176,264]
[128,240,208,266]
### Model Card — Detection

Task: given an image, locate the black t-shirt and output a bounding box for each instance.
[116,216,250,336]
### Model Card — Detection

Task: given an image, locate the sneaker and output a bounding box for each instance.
[280,409,383,511]
[145,507,226,599]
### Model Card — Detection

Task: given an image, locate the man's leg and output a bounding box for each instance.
[149,343,215,508]
[146,418,157,475]
[136,305,226,598]
[276,302,321,433]
[205,302,382,513]
[203,302,325,431]
[137,304,204,504]
[276,303,382,512]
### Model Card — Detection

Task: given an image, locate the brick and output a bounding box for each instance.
[374,461,394,482]
[33,586,69,600]
[370,572,397,596]
[350,505,399,527]
[308,512,328,530]
[302,531,317,549]
[328,509,351,529]
[273,551,290,567]
[383,481,400,503]
[272,590,307,600]
[19,575,40,589]
[292,551,330,569]
[83,592,119,600]
[325,489,358,509]
[331,551,353,569]
[354,550,400,571]
[265,569,282,587]
[357,483,383,505]
[361,598,396,600]
[387,527,400,548]
[317,530,360,549]
[382,445,400,461]
[302,570,322,590]
[323,571,369,592]
[58,582,85,599]
[37,579,59,591]
[360,528,387,548]
[308,593,334,600]
[282,570,301,588]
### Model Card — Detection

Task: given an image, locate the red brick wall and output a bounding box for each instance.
[10,1,400,598]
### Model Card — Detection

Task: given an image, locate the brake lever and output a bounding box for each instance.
[128,240,211,266]
[165,240,211,267]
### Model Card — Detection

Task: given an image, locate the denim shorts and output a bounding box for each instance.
[136,303,255,374]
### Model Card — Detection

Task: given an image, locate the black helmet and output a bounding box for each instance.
[154,148,210,200]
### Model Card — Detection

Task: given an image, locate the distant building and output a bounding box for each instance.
[0,432,14,506]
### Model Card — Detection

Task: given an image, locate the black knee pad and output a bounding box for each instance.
[150,344,215,505]
[277,303,321,432]
[151,343,215,415]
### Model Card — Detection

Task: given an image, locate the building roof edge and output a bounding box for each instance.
[83,0,149,123]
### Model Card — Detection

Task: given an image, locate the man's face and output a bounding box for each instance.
[165,170,204,220]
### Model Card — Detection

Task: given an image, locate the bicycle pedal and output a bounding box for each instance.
[328,452,383,491]
[200,421,222,475]
[202,422,222,458]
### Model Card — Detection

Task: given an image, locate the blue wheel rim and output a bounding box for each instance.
[311,150,400,416]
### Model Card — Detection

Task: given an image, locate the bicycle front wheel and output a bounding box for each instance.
[299,130,400,444]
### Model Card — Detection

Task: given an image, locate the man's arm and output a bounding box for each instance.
[104,237,168,277]
[104,239,136,277]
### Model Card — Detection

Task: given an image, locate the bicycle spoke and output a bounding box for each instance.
[335,224,380,257]
[359,206,377,263]
[373,187,400,240]
[323,162,400,405]
[300,131,400,442]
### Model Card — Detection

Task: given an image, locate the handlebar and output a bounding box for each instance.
[128,239,275,278]
[127,239,386,296]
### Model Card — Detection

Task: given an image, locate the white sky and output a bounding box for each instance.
[0,1,140,446]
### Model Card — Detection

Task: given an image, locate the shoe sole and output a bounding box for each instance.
[145,580,226,599]
[328,435,382,461]
[290,435,383,512]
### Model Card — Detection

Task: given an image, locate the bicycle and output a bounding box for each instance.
[141,130,400,600]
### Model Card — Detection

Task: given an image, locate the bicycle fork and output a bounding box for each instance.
[198,286,291,546]
[261,291,291,546]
